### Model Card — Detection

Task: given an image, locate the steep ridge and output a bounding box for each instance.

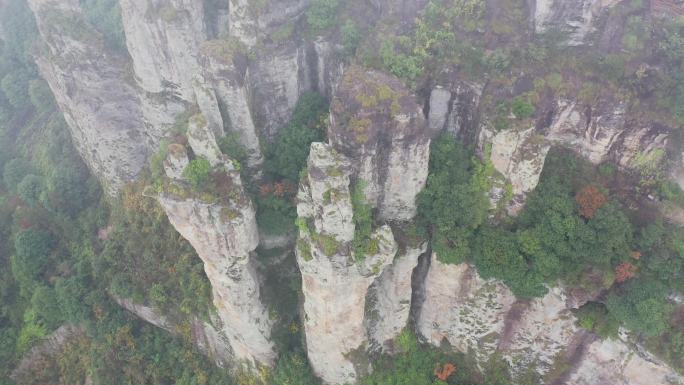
[155,120,276,367]
[27,0,149,195]
[295,67,433,383]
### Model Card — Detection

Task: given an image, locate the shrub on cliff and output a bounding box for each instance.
[417,133,491,264]
[306,0,340,34]
[265,92,328,182]
[183,158,212,189]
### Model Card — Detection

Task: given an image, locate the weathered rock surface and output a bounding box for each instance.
[366,242,427,350]
[28,0,149,195]
[416,255,516,364]
[330,66,432,221]
[228,0,311,47]
[296,142,399,383]
[416,256,684,383]
[11,324,85,381]
[157,131,275,366]
[476,98,671,211]
[534,0,621,45]
[248,45,313,139]
[120,0,206,103]
[428,82,483,136]
[483,126,551,213]
[568,337,684,385]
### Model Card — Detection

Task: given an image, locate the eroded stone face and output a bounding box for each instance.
[366,243,427,350]
[479,98,671,212]
[416,257,684,384]
[534,0,622,45]
[567,337,684,385]
[329,66,432,221]
[28,0,150,195]
[416,256,516,364]
[296,142,401,384]
[157,138,275,367]
[120,0,206,101]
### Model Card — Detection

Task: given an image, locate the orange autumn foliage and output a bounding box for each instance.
[434,363,456,381]
[615,262,637,283]
[576,185,608,219]
[259,181,297,197]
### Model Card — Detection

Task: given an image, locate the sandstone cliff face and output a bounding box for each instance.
[366,242,427,351]
[296,142,398,384]
[27,0,149,195]
[227,0,311,47]
[568,337,684,385]
[415,255,684,383]
[534,0,621,45]
[156,125,275,367]
[295,68,433,383]
[330,66,432,221]
[120,0,206,103]
[429,86,674,211]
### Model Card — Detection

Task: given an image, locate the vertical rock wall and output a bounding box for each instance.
[329,66,433,221]
[27,0,149,195]
[156,126,276,366]
[415,254,684,383]
[296,143,398,383]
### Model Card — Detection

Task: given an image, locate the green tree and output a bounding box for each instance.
[17,174,43,207]
[1,70,31,109]
[417,134,491,263]
[3,158,32,191]
[511,96,535,119]
[306,0,340,33]
[183,158,212,188]
[28,79,54,112]
[606,280,672,337]
[11,229,54,292]
[352,181,375,259]
[265,92,328,182]
[30,285,63,329]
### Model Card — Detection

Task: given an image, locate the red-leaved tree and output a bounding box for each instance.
[576,185,608,219]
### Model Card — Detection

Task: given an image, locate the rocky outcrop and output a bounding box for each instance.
[366,242,427,350]
[415,256,684,383]
[568,337,684,385]
[330,66,432,221]
[114,297,233,367]
[416,255,516,364]
[534,0,622,45]
[248,45,313,139]
[472,98,672,211]
[156,127,275,367]
[120,0,212,142]
[28,0,149,195]
[296,142,398,383]
[11,324,85,381]
[120,0,206,103]
[482,126,551,213]
[428,82,483,137]
[228,0,311,47]
[294,68,435,383]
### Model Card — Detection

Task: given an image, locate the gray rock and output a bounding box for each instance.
[534,0,621,45]
[28,0,150,195]
[157,147,276,367]
[329,66,432,221]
